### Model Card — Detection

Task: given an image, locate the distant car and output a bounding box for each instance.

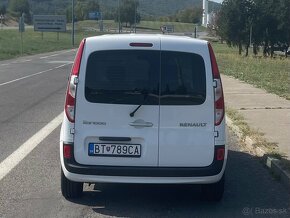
[60,34,227,201]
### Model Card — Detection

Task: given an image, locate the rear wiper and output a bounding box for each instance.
[129,91,149,117]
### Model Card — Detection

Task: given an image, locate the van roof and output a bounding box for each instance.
[85,34,208,46]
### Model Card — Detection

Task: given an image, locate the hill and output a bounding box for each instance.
[1,0,220,19]
[100,0,220,17]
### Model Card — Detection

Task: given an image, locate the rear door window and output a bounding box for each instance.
[160,51,206,105]
[85,50,160,105]
[85,50,206,106]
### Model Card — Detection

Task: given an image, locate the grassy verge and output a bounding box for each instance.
[0,20,205,61]
[227,107,282,157]
[72,20,202,32]
[0,29,100,60]
[227,107,290,174]
[138,20,202,32]
[212,43,290,100]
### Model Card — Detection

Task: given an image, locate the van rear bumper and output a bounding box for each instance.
[63,145,225,178]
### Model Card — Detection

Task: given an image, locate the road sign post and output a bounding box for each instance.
[19,16,25,32]
[19,14,25,56]
[0,14,4,29]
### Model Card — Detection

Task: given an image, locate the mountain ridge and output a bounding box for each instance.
[1,0,220,18]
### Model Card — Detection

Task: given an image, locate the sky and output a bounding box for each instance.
[212,0,223,3]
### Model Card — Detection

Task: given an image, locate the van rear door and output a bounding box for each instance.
[74,36,160,167]
[158,38,215,167]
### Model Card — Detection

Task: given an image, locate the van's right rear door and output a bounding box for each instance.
[158,39,215,167]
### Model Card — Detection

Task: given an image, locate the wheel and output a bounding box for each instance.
[201,173,225,201]
[61,168,83,199]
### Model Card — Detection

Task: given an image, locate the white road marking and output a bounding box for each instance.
[0,63,71,87]
[39,49,76,59]
[0,49,75,65]
[39,53,59,59]
[10,59,32,64]
[0,112,63,181]
[1,59,32,66]
[47,61,74,64]
[54,64,70,69]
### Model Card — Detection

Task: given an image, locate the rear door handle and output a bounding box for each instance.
[129,121,153,127]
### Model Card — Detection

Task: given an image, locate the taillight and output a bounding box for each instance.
[63,143,72,159]
[64,39,85,123]
[208,43,225,126]
[72,39,86,76]
[216,147,225,161]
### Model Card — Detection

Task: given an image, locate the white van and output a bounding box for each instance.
[60,34,227,201]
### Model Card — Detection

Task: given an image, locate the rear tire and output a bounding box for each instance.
[201,173,225,201]
[61,168,83,199]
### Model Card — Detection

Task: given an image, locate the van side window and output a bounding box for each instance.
[85,50,160,105]
[160,51,206,105]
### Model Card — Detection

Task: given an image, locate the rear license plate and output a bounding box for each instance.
[88,143,141,157]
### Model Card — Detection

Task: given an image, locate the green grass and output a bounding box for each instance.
[3,22,288,102]
[227,107,290,172]
[0,20,205,60]
[212,43,290,100]
[0,29,100,60]
[138,20,200,32]
[226,107,279,153]
[72,20,202,32]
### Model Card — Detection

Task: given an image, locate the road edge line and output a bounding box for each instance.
[0,113,63,181]
[0,63,71,87]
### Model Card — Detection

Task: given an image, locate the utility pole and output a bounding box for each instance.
[72,0,75,47]
[134,0,137,33]
[118,0,121,33]
[202,0,208,27]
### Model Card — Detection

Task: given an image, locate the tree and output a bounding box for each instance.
[176,7,203,24]
[216,0,289,57]
[0,4,6,15]
[75,1,87,21]
[216,0,256,55]
[86,0,100,13]
[8,0,31,23]
[207,12,219,36]
[116,0,141,27]
[70,0,100,21]
[253,0,289,57]
[66,0,100,22]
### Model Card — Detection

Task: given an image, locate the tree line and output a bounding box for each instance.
[159,7,203,24]
[66,0,100,22]
[66,0,141,28]
[214,0,290,57]
[3,0,141,28]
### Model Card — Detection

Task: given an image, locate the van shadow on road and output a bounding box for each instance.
[68,150,290,217]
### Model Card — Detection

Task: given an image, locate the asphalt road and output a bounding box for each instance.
[0,50,289,218]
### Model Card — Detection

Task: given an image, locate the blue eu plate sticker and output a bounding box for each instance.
[88,143,94,155]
